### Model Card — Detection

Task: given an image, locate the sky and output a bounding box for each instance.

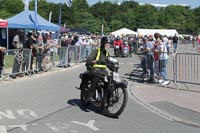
[47,0,200,9]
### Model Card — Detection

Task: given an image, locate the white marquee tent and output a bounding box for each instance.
[111,28,138,36]
[137,29,178,37]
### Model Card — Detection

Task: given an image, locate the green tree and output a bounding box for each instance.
[0,0,199,35]
[158,5,195,34]
[0,0,23,19]
[193,7,200,34]
[135,4,157,29]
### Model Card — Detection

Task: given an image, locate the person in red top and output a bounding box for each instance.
[198,35,200,45]
[152,40,159,78]
[198,35,200,52]
[113,37,123,55]
[122,41,131,51]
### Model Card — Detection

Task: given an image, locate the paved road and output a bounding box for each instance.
[0,53,200,133]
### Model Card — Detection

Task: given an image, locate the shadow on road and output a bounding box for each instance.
[121,63,145,83]
[67,98,105,116]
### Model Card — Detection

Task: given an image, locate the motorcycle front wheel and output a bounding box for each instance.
[103,85,128,118]
[80,80,91,107]
[80,90,90,107]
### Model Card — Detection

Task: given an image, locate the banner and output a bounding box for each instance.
[66,0,72,7]
[0,19,8,28]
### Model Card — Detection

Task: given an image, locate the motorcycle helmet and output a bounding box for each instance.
[124,41,128,46]
[101,36,108,47]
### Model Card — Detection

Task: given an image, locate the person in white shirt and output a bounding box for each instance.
[76,36,88,61]
[157,38,170,85]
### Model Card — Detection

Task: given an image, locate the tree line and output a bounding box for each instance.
[0,0,200,35]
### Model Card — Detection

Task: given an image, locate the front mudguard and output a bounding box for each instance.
[79,71,90,79]
[115,79,128,88]
[79,71,91,90]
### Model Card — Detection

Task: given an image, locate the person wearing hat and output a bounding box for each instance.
[84,36,113,102]
[0,46,6,77]
[11,29,25,78]
[140,37,155,83]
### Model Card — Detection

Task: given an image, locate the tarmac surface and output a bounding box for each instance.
[1,50,200,128]
[129,53,200,128]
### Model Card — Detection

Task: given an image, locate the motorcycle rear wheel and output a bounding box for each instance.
[103,86,128,118]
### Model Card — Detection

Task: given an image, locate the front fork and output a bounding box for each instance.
[103,80,114,106]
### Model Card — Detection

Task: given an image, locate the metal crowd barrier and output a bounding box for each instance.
[178,40,199,53]
[165,52,175,81]
[57,45,94,67]
[136,51,200,89]
[139,52,174,81]
[175,53,200,89]
[0,49,32,81]
[155,52,200,89]
[0,45,100,83]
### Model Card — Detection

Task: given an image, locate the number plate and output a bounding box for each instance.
[115,46,119,49]
[113,72,120,82]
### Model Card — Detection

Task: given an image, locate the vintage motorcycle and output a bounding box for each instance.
[79,57,128,118]
[121,46,130,57]
[114,45,121,57]
[121,42,132,57]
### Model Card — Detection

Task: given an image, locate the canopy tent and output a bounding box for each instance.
[69,28,91,35]
[111,28,138,36]
[6,10,59,31]
[137,29,178,37]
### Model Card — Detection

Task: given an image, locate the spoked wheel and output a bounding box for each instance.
[80,80,91,107]
[103,86,128,118]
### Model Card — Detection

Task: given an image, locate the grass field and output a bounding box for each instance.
[3,53,61,69]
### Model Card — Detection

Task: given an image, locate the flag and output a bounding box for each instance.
[29,14,39,29]
[23,0,30,10]
[49,11,52,22]
[101,24,104,36]
[66,0,72,7]
[34,0,38,30]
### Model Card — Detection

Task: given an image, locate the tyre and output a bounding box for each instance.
[80,80,91,107]
[116,52,119,57]
[103,85,128,118]
[80,90,90,107]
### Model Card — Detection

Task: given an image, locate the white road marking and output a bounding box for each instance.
[71,120,100,131]
[0,110,16,119]
[0,126,7,133]
[17,109,38,119]
[46,122,70,133]
[0,109,38,120]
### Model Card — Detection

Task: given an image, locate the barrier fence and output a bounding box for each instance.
[137,51,200,89]
[0,45,96,82]
[175,53,200,86]
[177,40,199,53]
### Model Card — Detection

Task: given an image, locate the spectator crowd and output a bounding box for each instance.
[0,29,200,84]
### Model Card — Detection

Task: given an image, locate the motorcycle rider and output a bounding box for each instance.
[85,36,113,102]
[113,36,123,55]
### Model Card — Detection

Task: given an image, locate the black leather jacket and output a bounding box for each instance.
[86,48,113,76]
